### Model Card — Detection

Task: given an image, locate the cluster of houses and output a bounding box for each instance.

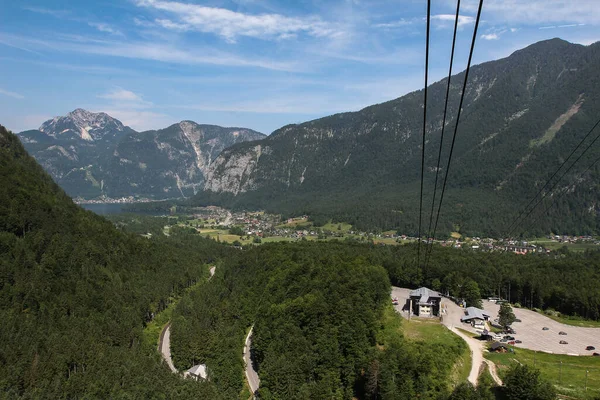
[550,234,599,244]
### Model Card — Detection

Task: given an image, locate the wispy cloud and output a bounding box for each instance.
[461,0,600,25]
[23,6,70,18]
[97,109,173,131]
[481,33,499,40]
[0,88,24,99]
[88,22,123,36]
[98,88,144,103]
[134,0,345,43]
[373,19,414,29]
[0,33,302,72]
[432,14,475,27]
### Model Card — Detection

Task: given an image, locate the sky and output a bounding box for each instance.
[0,0,599,135]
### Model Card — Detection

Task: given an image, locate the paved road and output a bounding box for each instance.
[159,266,217,374]
[482,300,600,355]
[159,323,177,373]
[244,326,260,394]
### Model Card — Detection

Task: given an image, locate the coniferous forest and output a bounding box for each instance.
[2,123,599,399]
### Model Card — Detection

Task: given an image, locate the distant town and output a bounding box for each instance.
[153,206,600,253]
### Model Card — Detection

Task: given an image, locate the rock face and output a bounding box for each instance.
[107,122,265,198]
[18,112,265,199]
[200,39,600,234]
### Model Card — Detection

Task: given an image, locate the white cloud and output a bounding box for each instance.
[481,33,499,40]
[0,88,24,99]
[88,22,123,36]
[373,19,414,29]
[432,14,475,27]
[135,0,344,42]
[98,88,144,102]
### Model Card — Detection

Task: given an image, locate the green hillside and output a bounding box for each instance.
[0,125,231,397]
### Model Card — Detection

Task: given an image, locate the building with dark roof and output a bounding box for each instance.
[408,287,442,317]
[461,306,492,327]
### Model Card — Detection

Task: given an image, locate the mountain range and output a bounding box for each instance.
[16,38,600,236]
[197,38,600,236]
[18,109,265,200]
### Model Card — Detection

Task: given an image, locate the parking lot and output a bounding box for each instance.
[482,300,600,356]
[391,288,600,356]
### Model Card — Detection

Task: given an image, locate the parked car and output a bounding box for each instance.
[504,336,515,341]
[559,340,568,344]
[559,331,567,335]
[508,341,516,345]
[500,338,508,343]
[542,327,549,330]
[586,346,596,351]
[515,340,522,344]
[593,352,600,357]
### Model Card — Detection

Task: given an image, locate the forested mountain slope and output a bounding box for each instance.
[18,111,265,200]
[200,39,600,236]
[0,125,231,397]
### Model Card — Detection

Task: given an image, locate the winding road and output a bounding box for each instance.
[244,326,260,394]
[159,266,217,374]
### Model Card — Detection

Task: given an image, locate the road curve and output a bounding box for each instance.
[159,266,217,374]
[447,325,484,386]
[391,286,499,387]
[244,326,260,394]
[159,323,177,373]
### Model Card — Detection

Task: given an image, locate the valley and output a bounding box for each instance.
[2,0,600,395]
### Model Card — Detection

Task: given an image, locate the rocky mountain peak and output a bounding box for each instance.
[39,109,125,141]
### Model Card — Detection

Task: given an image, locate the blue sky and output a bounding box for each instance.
[0,0,599,134]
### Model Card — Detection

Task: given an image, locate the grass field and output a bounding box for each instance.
[399,316,472,385]
[530,238,599,253]
[275,218,312,229]
[486,346,600,398]
[319,221,353,232]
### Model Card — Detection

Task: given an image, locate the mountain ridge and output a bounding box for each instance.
[17,110,266,200]
[197,38,600,236]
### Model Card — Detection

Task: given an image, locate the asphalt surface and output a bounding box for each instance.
[159,323,177,373]
[159,266,217,375]
[482,300,600,355]
[244,326,260,394]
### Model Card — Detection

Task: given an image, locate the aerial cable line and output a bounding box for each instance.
[417,0,431,267]
[427,0,484,266]
[424,0,461,267]
[507,117,600,237]
[520,151,600,235]
[505,116,600,236]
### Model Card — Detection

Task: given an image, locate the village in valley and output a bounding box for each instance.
[162,206,600,253]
